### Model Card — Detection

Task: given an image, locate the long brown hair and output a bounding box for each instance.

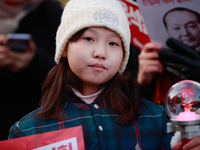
[38,28,142,126]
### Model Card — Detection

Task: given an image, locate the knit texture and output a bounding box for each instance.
[55,0,130,74]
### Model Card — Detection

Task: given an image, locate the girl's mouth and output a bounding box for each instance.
[90,63,106,71]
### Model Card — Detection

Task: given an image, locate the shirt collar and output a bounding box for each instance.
[71,87,103,104]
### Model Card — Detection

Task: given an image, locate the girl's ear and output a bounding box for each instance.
[62,45,68,57]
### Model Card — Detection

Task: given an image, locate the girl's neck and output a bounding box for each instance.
[71,87,103,104]
[82,84,101,96]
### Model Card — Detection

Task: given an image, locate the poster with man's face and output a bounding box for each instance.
[137,0,200,52]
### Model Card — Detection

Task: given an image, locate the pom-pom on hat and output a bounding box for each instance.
[55,0,130,74]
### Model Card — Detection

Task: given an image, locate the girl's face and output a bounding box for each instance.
[63,27,123,95]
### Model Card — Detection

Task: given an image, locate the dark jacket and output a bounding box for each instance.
[0,0,63,141]
[9,92,173,150]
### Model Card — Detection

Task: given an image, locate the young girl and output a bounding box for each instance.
[9,0,173,149]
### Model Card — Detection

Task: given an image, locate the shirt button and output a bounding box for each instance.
[99,125,103,131]
[94,104,99,109]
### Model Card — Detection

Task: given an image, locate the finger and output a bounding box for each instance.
[139,50,160,60]
[183,136,200,150]
[0,45,10,53]
[0,45,11,58]
[0,50,13,68]
[8,46,35,72]
[144,65,163,74]
[137,60,163,85]
[142,42,162,53]
[140,60,163,74]
[26,39,36,53]
[0,34,7,45]
[171,141,182,150]
[8,50,22,60]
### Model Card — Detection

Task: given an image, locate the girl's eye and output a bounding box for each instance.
[109,42,118,46]
[84,37,93,41]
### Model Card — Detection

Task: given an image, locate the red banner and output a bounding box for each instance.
[0,126,85,150]
[119,0,150,50]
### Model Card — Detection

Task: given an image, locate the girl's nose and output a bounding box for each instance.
[93,43,107,59]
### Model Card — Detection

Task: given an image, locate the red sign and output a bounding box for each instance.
[0,126,85,150]
[119,0,150,50]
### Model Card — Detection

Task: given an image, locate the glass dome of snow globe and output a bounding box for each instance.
[165,80,200,125]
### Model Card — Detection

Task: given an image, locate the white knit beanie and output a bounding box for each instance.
[55,0,130,74]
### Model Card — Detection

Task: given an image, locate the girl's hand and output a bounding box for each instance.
[137,42,163,86]
[172,136,200,150]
